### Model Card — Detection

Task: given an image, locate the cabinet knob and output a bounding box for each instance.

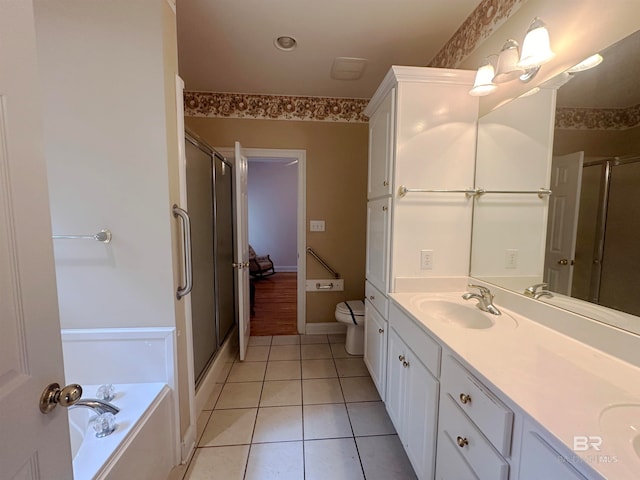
[456,436,469,448]
[459,393,471,405]
[378,328,384,334]
[383,180,388,187]
[398,355,405,362]
[382,205,388,211]
[369,295,375,300]
[402,361,410,368]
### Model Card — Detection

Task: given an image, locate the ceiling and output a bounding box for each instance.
[176,0,481,99]
[556,28,640,109]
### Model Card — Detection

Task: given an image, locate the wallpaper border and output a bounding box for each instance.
[184,91,369,123]
[555,104,640,131]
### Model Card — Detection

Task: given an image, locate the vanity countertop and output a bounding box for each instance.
[390,291,640,479]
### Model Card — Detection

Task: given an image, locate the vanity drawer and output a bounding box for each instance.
[389,302,441,378]
[365,281,388,318]
[441,355,513,456]
[439,396,509,480]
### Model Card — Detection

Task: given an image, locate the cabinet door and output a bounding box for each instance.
[519,430,589,480]
[404,350,439,480]
[368,88,394,199]
[385,328,406,436]
[364,300,387,400]
[366,197,391,294]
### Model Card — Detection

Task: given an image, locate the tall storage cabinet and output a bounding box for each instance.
[363,66,478,479]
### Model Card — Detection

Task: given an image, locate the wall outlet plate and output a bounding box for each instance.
[505,249,518,269]
[420,250,433,270]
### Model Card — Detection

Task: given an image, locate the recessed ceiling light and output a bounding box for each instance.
[274,36,297,52]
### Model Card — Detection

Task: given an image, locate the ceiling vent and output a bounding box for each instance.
[331,57,367,80]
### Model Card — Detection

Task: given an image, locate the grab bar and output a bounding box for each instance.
[52,229,112,243]
[306,247,340,279]
[172,205,193,299]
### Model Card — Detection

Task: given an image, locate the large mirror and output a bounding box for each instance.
[471,28,640,335]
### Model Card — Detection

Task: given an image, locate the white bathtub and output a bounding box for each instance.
[68,383,175,480]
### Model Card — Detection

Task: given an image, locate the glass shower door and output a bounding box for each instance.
[185,139,218,384]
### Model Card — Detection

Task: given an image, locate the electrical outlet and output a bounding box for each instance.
[420,250,433,270]
[310,220,325,232]
[505,249,518,269]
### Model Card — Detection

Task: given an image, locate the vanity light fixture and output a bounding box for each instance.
[469,57,498,96]
[469,17,554,95]
[567,53,603,73]
[494,39,525,83]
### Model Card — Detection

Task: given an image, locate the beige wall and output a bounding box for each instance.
[554,125,640,157]
[185,117,368,324]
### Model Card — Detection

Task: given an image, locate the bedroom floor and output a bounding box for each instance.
[177,334,417,479]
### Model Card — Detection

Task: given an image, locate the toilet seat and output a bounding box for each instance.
[336,300,365,325]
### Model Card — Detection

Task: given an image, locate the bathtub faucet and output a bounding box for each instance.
[69,398,120,415]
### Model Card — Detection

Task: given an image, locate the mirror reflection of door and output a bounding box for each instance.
[543,151,584,294]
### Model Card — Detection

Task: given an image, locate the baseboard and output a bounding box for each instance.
[305,322,347,335]
[180,424,197,465]
[275,266,297,272]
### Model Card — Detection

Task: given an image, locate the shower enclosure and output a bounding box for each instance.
[571,155,640,316]
[185,132,236,385]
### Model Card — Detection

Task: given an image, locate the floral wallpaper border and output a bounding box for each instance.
[555,104,640,130]
[428,0,527,69]
[184,91,369,123]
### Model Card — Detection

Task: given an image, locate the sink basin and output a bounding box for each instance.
[407,295,518,329]
[599,404,640,466]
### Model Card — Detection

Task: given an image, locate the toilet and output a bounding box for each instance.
[335,300,366,355]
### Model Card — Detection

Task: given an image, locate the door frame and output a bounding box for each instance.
[217,147,307,334]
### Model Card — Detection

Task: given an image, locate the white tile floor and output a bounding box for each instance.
[180,334,417,480]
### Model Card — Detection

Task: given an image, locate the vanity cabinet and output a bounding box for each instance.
[364,282,388,400]
[386,304,440,480]
[519,421,589,480]
[436,354,513,480]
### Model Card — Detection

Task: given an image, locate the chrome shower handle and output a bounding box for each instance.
[173,205,193,300]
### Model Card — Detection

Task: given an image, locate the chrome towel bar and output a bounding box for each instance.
[52,229,112,243]
[398,185,552,199]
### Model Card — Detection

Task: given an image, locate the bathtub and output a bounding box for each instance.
[68,383,175,480]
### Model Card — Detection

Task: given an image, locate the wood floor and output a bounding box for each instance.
[250,272,298,336]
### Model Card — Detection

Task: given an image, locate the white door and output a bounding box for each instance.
[0,1,74,478]
[234,141,250,360]
[544,152,584,295]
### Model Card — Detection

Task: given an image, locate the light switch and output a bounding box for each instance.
[310,220,325,232]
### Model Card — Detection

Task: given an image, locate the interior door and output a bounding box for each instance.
[234,141,250,360]
[544,152,584,294]
[0,1,74,478]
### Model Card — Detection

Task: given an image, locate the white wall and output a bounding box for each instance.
[471,88,556,284]
[35,0,177,329]
[248,161,298,270]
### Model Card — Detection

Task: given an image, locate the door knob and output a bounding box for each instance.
[39,382,83,414]
[557,259,574,266]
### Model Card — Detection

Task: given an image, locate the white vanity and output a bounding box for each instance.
[363,65,640,479]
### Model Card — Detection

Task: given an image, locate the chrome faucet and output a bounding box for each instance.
[524,283,553,300]
[69,398,120,415]
[462,284,501,315]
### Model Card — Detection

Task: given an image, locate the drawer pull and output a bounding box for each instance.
[402,361,410,368]
[459,393,472,405]
[378,328,384,334]
[398,355,405,362]
[456,436,469,448]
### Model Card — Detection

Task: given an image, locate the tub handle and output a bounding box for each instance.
[173,205,193,300]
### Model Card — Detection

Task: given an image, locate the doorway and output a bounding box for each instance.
[217,147,307,335]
